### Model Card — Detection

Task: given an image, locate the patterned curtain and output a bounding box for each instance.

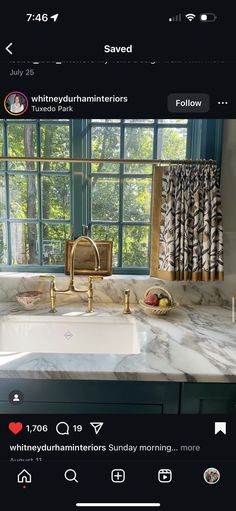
[150,163,224,281]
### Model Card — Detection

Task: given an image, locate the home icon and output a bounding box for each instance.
[17,469,32,484]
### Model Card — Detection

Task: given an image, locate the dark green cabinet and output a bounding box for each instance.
[180,383,236,414]
[0,379,236,414]
[0,379,179,414]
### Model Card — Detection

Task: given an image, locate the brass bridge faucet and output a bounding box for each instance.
[40,236,103,313]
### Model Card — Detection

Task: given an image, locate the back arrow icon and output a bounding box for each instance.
[6,43,13,55]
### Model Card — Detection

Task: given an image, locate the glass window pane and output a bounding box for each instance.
[0,223,7,264]
[0,123,4,170]
[157,127,187,159]
[158,119,188,124]
[91,178,119,221]
[42,176,71,220]
[0,176,6,218]
[123,178,151,222]
[1,121,75,268]
[91,163,119,174]
[40,124,70,171]
[122,226,149,267]
[91,224,119,267]
[91,119,119,123]
[124,127,153,173]
[11,223,39,264]
[91,127,120,159]
[124,163,152,174]
[41,119,70,122]
[42,223,70,265]
[9,175,38,219]
[124,119,154,123]
[7,124,37,170]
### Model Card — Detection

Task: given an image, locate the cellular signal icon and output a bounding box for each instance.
[169,13,182,22]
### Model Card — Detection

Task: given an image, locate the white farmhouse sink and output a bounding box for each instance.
[0,314,139,355]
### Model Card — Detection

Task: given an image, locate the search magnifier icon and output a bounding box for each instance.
[64,469,78,483]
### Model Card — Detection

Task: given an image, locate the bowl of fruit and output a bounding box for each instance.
[139,286,178,316]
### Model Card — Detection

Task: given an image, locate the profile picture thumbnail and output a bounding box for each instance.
[203,467,220,484]
[4,91,28,116]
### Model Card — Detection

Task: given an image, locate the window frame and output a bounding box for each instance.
[0,119,72,272]
[87,119,190,274]
[0,118,224,274]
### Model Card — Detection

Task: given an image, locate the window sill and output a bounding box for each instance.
[0,267,149,275]
[0,272,151,280]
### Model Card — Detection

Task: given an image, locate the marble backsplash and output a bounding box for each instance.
[0,273,234,308]
[0,231,235,307]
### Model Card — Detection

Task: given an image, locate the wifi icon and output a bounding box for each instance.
[185,13,196,21]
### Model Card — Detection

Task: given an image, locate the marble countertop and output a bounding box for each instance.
[0,302,236,382]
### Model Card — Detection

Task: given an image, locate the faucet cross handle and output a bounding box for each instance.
[39,274,56,283]
[39,275,57,313]
[89,275,104,282]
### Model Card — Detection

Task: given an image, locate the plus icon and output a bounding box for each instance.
[111,469,126,483]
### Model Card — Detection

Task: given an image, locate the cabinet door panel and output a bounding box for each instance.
[0,379,180,414]
[181,383,236,414]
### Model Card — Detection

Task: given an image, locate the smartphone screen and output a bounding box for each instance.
[0,6,235,510]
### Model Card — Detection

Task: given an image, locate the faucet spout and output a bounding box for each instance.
[40,236,103,313]
[70,236,101,291]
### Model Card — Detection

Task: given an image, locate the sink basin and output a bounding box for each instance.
[0,314,140,354]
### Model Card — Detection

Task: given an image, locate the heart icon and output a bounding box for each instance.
[8,422,23,435]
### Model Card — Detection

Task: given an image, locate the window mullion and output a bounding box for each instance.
[72,119,84,237]
[4,121,11,265]
[119,121,125,268]
[37,120,43,266]
[153,120,158,159]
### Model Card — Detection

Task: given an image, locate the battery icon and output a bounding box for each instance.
[200,13,217,22]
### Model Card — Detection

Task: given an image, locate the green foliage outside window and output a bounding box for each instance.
[89,120,187,269]
[0,119,188,271]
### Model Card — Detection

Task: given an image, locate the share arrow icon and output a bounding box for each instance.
[90,422,104,435]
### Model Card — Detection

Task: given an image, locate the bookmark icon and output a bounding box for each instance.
[214,422,226,435]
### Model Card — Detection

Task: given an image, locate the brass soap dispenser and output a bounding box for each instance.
[123,289,131,314]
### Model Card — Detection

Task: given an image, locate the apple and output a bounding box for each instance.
[144,292,159,306]
[159,298,170,307]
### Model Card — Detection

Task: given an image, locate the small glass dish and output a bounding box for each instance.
[16,291,42,310]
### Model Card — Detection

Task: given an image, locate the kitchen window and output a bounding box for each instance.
[88,119,188,271]
[0,118,223,273]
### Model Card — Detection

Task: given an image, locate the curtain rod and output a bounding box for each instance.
[0,157,217,165]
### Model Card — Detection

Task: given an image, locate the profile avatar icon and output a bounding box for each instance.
[8,389,24,404]
[203,467,220,484]
[4,91,28,116]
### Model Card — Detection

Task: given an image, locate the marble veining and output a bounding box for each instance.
[0,272,234,307]
[0,302,235,382]
[0,230,236,307]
